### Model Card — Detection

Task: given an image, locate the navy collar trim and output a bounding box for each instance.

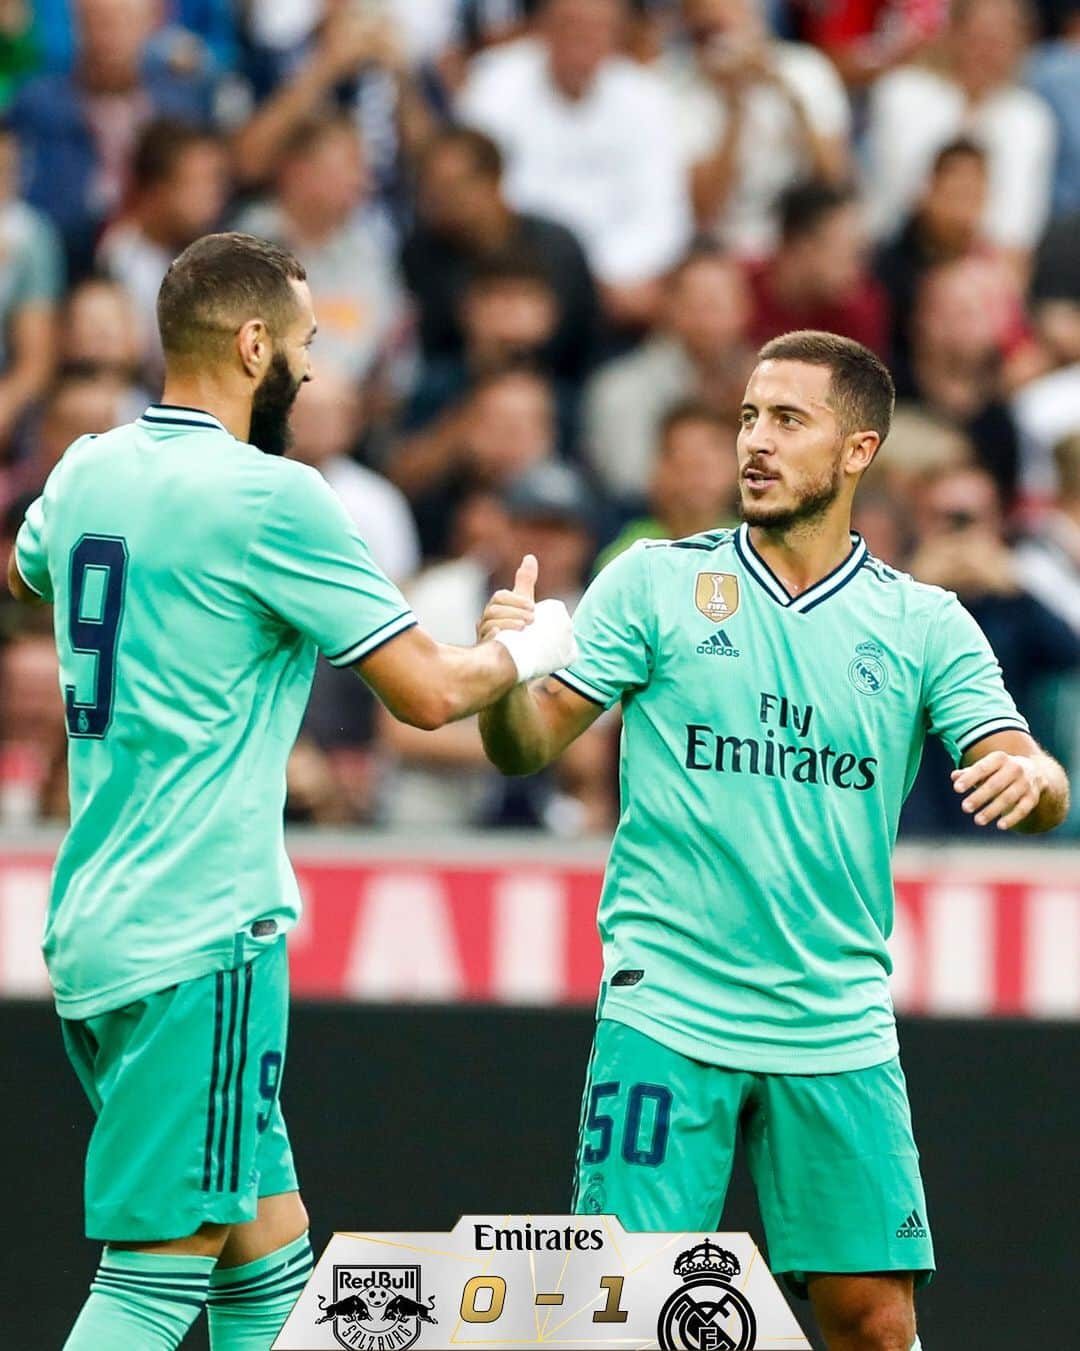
[138,403,227,433]
[734,523,868,614]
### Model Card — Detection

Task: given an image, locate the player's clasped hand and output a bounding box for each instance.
[483,554,578,683]
[952,751,1046,830]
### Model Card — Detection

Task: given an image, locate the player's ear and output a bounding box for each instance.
[237,318,269,379]
[845,429,880,476]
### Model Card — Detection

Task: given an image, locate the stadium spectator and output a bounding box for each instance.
[1024,0,1080,216]
[1016,431,1080,633]
[58,277,146,398]
[458,0,691,330]
[745,180,890,356]
[7,371,126,506]
[1029,209,1080,367]
[875,139,996,381]
[97,118,229,380]
[378,460,613,832]
[236,112,410,388]
[287,370,420,584]
[594,401,739,569]
[403,252,563,434]
[901,460,1080,834]
[795,0,948,87]
[389,365,560,557]
[0,626,67,826]
[0,0,38,109]
[0,119,61,450]
[583,249,753,503]
[232,4,433,209]
[9,0,227,277]
[864,0,1057,259]
[403,126,598,382]
[660,0,851,258]
[902,256,1023,503]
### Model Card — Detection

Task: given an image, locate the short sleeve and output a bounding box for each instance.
[923,591,1030,764]
[556,542,655,709]
[246,465,417,665]
[13,494,53,600]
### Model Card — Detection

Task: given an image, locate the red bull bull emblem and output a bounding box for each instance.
[316,1265,437,1350]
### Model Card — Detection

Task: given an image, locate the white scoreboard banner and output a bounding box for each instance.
[273,1216,810,1351]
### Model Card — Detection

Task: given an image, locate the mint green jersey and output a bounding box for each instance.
[15,404,416,1019]
[557,525,1028,1073]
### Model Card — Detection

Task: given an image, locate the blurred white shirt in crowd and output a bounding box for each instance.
[1011,363,1080,500]
[659,42,851,259]
[458,37,691,285]
[864,64,1056,250]
[321,454,421,583]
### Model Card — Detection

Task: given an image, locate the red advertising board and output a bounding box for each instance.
[2,836,1079,1016]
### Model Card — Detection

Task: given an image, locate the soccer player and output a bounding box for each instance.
[478,330,1069,1351]
[7,232,574,1351]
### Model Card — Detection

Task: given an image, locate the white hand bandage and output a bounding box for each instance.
[493,598,578,683]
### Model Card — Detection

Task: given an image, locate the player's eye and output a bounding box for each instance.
[779,414,801,428]
[739,410,755,427]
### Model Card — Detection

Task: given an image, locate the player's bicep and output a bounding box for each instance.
[354,624,460,729]
[960,728,1041,768]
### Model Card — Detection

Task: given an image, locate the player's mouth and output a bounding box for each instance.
[742,467,780,493]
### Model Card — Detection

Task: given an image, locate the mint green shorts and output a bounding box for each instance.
[61,937,297,1242]
[572,1018,935,1297]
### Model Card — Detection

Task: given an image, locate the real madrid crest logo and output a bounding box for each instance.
[848,640,888,695]
[695,573,740,623]
[657,1240,757,1349]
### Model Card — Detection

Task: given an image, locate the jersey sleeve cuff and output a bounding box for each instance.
[956,716,1032,755]
[13,545,48,599]
[553,668,610,707]
[326,612,417,667]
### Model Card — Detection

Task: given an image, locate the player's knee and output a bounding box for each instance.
[822,1301,915,1351]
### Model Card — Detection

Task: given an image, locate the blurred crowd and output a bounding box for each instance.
[0,0,1078,838]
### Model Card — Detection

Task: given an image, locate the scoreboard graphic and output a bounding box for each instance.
[274,1216,811,1350]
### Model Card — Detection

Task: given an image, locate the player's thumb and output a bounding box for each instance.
[512,553,538,603]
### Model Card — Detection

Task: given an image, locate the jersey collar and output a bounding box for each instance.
[734,522,868,614]
[138,403,228,433]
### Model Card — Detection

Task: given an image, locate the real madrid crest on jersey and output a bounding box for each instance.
[848,640,889,695]
[315,1265,437,1350]
[695,573,740,623]
[656,1239,757,1349]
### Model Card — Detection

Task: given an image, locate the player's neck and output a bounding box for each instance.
[747,514,856,599]
[158,379,251,444]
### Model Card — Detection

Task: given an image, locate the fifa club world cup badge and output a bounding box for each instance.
[695,573,740,623]
[656,1239,757,1350]
[315,1265,436,1350]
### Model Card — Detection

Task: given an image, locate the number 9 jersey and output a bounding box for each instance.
[14,404,416,1020]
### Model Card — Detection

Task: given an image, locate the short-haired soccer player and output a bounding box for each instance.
[8,232,574,1351]
[479,331,1069,1351]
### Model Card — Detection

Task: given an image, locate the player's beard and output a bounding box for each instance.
[740,452,845,533]
[248,350,303,457]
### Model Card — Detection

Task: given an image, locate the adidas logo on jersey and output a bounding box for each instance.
[896,1210,928,1239]
[696,629,740,658]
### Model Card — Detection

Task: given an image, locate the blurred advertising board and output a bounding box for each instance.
[2,833,1079,1016]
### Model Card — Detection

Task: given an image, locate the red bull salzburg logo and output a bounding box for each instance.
[316,1265,437,1350]
[656,1241,757,1350]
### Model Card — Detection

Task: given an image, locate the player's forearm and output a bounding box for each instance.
[429,640,520,728]
[1015,752,1070,834]
[478,681,555,776]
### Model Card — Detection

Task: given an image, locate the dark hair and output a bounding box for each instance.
[132,118,217,190]
[756,330,895,443]
[280,111,358,166]
[424,125,504,180]
[465,247,552,294]
[157,232,306,362]
[778,179,857,244]
[659,399,732,445]
[930,136,988,176]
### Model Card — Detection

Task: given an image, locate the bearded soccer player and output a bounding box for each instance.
[7,232,574,1351]
[479,331,1069,1351]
